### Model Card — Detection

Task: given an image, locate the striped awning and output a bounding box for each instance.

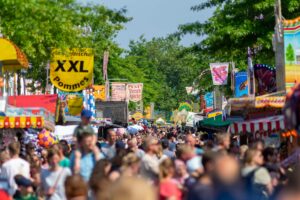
[230,115,285,134]
[0,116,44,129]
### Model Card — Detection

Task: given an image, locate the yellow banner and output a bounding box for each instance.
[50,48,94,92]
[67,95,83,116]
[93,85,106,101]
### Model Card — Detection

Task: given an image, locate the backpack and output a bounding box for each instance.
[242,167,269,200]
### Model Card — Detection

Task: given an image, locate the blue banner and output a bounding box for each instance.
[204,92,214,112]
[235,72,248,97]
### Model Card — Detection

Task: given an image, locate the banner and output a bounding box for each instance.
[254,64,276,95]
[284,17,300,91]
[58,91,83,117]
[93,85,106,101]
[204,92,214,113]
[50,48,94,92]
[235,72,248,97]
[128,83,143,102]
[210,63,229,85]
[255,96,285,108]
[111,83,126,101]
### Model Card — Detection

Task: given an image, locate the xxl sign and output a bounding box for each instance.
[50,48,94,92]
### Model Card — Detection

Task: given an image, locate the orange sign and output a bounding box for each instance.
[93,85,106,101]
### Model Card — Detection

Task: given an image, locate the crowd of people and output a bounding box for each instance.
[0,111,300,200]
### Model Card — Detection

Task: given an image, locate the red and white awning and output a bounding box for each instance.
[230,115,285,134]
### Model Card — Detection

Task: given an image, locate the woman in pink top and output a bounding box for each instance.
[159,158,182,200]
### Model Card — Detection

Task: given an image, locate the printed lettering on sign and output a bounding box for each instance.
[210,63,229,85]
[128,83,143,102]
[50,48,94,92]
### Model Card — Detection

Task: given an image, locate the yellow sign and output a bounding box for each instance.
[67,95,83,116]
[93,85,106,101]
[132,112,143,120]
[50,48,94,92]
[144,106,151,119]
[208,111,222,118]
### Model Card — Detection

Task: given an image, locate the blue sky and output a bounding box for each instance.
[84,0,213,48]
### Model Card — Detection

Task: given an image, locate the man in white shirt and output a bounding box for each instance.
[0,142,30,195]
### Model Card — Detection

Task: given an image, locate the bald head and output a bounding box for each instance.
[214,155,240,185]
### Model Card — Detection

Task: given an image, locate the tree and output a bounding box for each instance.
[179,0,300,69]
[286,43,295,64]
[0,0,130,90]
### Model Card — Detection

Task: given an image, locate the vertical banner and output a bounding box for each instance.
[111,83,127,101]
[254,64,276,95]
[128,83,143,102]
[284,17,300,91]
[204,92,214,113]
[234,72,248,97]
[102,51,110,100]
[93,85,106,101]
[210,63,229,85]
[58,91,84,117]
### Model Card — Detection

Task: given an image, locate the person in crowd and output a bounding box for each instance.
[213,133,231,152]
[179,144,203,176]
[40,149,71,200]
[120,153,140,178]
[239,145,249,162]
[101,129,117,160]
[186,151,216,200]
[23,143,36,163]
[167,133,177,152]
[73,110,94,143]
[53,143,70,168]
[185,134,203,155]
[0,151,10,172]
[157,143,168,163]
[241,148,273,200]
[174,159,189,187]
[65,175,88,200]
[161,139,176,159]
[70,125,103,182]
[0,142,30,196]
[89,159,111,200]
[14,175,37,200]
[251,140,265,152]
[159,158,182,200]
[108,177,156,200]
[41,149,49,169]
[140,136,160,183]
[127,137,145,159]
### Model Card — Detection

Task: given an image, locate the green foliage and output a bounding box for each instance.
[286,43,295,64]
[179,0,300,69]
[0,0,130,88]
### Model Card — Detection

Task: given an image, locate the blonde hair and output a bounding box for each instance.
[159,158,175,180]
[244,148,259,165]
[122,153,140,167]
[108,177,156,200]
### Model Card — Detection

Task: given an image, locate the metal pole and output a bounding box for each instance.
[275,0,286,92]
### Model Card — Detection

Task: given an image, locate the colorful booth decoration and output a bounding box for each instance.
[38,129,56,148]
[230,115,285,134]
[0,38,29,70]
[282,130,298,138]
[0,116,44,129]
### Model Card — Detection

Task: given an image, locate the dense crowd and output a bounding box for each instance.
[0,112,300,200]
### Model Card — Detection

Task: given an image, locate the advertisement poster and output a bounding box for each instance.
[93,85,106,101]
[234,72,248,97]
[204,92,214,113]
[50,48,94,92]
[284,17,300,91]
[254,64,276,95]
[210,63,229,85]
[111,83,127,101]
[58,91,83,117]
[128,83,143,102]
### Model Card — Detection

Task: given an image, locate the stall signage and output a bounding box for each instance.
[50,48,94,92]
[255,97,286,108]
[128,83,143,102]
[210,63,229,85]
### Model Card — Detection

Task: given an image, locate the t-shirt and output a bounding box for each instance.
[140,154,159,181]
[70,151,103,182]
[159,179,182,200]
[1,158,30,195]
[59,158,70,168]
[242,166,271,185]
[101,143,116,160]
[41,167,71,200]
[186,156,203,174]
[14,194,38,200]
[163,149,176,159]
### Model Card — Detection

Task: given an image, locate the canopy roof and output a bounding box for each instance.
[199,115,231,127]
[0,38,29,70]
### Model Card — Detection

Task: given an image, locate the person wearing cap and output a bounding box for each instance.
[70,125,104,182]
[73,109,93,138]
[14,175,37,200]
